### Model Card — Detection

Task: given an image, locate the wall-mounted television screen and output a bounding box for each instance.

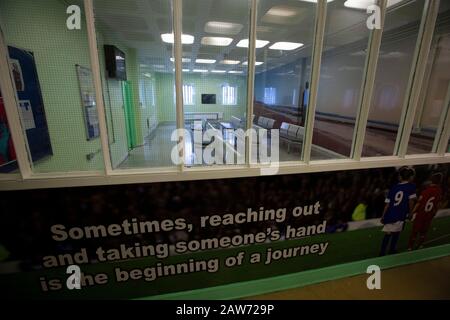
[201,94,216,104]
[104,45,127,81]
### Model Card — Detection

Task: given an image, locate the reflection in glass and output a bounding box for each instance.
[253,0,316,162]
[311,0,371,160]
[362,0,425,157]
[407,1,450,155]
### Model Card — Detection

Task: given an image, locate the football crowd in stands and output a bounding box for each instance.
[0,164,448,268]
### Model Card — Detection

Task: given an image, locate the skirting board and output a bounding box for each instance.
[138,243,450,300]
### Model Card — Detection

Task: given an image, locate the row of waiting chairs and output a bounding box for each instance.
[229,115,305,153]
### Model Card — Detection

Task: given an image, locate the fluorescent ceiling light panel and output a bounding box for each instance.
[204,21,243,35]
[161,33,194,44]
[299,0,335,3]
[236,39,269,49]
[266,6,300,17]
[196,59,216,64]
[242,61,264,66]
[211,70,227,73]
[193,69,208,73]
[269,42,304,50]
[170,57,191,63]
[228,70,244,74]
[344,0,402,9]
[201,37,233,47]
[220,60,241,65]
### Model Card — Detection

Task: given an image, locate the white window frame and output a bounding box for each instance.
[0,0,449,191]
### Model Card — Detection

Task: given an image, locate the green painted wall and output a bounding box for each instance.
[0,0,143,171]
[96,27,141,168]
[155,73,247,122]
[1,0,247,172]
[0,0,104,173]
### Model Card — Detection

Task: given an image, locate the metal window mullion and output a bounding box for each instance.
[434,82,450,155]
[395,0,440,157]
[84,0,113,175]
[173,0,185,171]
[245,0,257,166]
[0,15,33,178]
[301,1,327,164]
[351,0,387,160]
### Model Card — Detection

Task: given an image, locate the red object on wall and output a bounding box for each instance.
[0,95,17,166]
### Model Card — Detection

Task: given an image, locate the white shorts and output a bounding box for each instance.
[382,221,404,233]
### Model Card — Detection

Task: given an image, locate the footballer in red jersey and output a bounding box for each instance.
[408,173,443,250]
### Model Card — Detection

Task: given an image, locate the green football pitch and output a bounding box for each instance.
[2,217,450,299]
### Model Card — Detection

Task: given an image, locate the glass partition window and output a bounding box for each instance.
[407,1,450,155]
[361,0,425,157]
[181,0,251,167]
[93,0,176,169]
[0,0,104,173]
[253,0,317,162]
[311,0,372,160]
[1,0,449,180]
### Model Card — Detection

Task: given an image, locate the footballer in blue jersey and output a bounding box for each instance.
[379,166,417,256]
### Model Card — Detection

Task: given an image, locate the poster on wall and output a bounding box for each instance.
[0,164,449,299]
[8,46,52,162]
[0,94,17,173]
[76,65,99,140]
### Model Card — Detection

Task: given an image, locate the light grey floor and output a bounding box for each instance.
[118,123,335,169]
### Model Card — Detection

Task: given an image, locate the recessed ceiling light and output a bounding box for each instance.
[344,0,402,9]
[220,60,241,65]
[242,61,264,66]
[153,64,165,69]
[211,70,227,73]
[196,59,216,64]
[193,69,208,73]
[143,73,152,78]
[170,57,191,63]
[269,42,304,50]
[172,68,192,72]
[204,21,243,35]
[201,36,233,47]
[236,39,269,49]
[381,51,405,59]
[266,6,300,17]
[161,33,194,44]
[228,70,244,74]
[299,0,335,3]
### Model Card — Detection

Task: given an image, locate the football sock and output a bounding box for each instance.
[380,234,391,256]
[389,232,400,254]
